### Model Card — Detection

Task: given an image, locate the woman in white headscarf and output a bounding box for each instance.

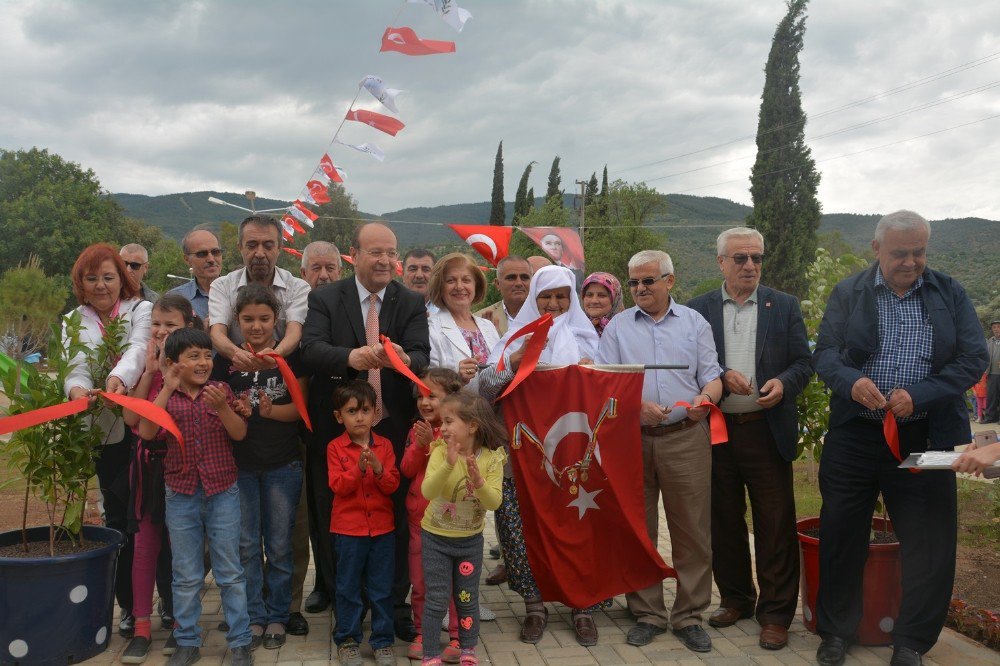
[487,265,598,367]
[480,264,607,648]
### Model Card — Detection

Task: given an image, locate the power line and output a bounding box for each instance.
[310,214,730,230]
[642,78,1000,184]
[670,112,1000,195]
[617,50,1000,174]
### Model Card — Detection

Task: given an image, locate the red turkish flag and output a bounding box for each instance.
[447,224,513,267]
[282,214,304,235]
[319,154,344,183]
[345,109,405,137]
[380,26,456,56]
[306,179,331,205]
[502,365,675,608]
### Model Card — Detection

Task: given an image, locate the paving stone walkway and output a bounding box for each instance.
[87,500,999,666]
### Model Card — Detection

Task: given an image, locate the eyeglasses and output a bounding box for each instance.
[626,274,671,289]
[723,253,764,266]
[123,261,146,271]
[362,249,400,260]
[187,248,223,259]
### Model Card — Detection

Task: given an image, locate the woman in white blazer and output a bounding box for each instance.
[65,243,153,635]
[427,253,500,394]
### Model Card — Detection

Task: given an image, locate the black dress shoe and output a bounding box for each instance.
[394,617,418,643]
[286,612,309,636]
[119,612,136,638]
[671,625,712,653]
[626,622,666,646]
[816,635,849,666]
[890,645,922,666]
[303,589,330,614]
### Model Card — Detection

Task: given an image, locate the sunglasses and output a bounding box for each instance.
[626,273,671,289]
[187,248,223,259]
[724,253,764,265]
[123,261,146,270]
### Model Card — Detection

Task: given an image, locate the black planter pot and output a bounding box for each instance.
[0,525,124,665]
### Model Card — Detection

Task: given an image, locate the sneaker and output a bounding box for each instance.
[163,632,178,655]
[119,612,136,639]
[337,639,362,666]
[479,603,496,621]
[121,636,151,664]
[407,635,424,660]
[373,646,395,666]
[165,646,200,666]
[459,648,478,666]
[230,645,253,666]
[421,658,443,666]
[442,639,461,663]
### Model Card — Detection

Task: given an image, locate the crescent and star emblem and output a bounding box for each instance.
[464,233,498,263]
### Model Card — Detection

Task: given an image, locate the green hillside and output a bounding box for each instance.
[113,191,999,305]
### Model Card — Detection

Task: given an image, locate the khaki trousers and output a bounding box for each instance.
[626,421,713,629]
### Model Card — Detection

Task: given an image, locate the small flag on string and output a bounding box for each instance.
[360,75,402,114]
[280,217,297,239]
[288,200,318,228]
[407,0,472,32]
[282,214,305,234]
[319,154,345,183]
[304,178,331,206]
[345,109,406,136]
[334,139,385,162]
[282,247,303,258]
[380,26,456,56]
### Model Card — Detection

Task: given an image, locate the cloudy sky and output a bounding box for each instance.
[2,0,999,219]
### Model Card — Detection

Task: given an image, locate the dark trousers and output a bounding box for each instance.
[305,440,336,600]
[711,418,799,627]
[421,530,483,657]
[984,374,1000,422]
[96,433,135,616]
[817,418,956,654]
[332,533,395,649]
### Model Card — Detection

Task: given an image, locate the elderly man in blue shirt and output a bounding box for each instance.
[813,210,988,666]
[167,228,223,321]
[596,249,723,654]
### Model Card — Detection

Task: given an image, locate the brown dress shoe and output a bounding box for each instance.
[708,606,753,628]
[486,564,508,585]
[519,608,548,644]
[572,612,598,647]
[759,624,788,650]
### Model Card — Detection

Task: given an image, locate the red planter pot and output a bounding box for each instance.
[797,516,902,646]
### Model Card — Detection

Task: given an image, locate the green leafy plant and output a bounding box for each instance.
[0,311,117,555]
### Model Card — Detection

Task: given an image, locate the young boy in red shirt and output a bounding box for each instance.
[327,381,400,666]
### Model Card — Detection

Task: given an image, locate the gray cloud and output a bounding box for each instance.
[1,0,998,219]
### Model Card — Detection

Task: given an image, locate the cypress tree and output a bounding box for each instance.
[513,161,535,224]
[545,156,562,207]
[526,187,535,212]
[489,140,505,226]
[597,165,610,217]
[586,172,599,201]
[745,0,821,298]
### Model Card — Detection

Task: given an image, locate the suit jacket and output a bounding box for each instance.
[688,285,812,462]
[300,278,430,457]
[813,264,988,450]
[428,309,501,393]
[474,301,509,336]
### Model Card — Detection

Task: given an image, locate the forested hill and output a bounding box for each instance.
[112,191,999,305]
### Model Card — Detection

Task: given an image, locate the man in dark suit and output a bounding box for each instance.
[813,211,988,666]
[687,227,812,652]
[300,222,430,643]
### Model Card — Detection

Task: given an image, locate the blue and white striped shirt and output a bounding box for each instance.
[859,270,934,422]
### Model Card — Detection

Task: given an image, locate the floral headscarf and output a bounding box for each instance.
[581,272,624,335]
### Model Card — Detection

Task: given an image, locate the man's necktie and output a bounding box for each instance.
[365,293,384,421]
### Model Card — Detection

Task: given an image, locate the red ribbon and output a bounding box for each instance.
[495,314,554,401]
[0,392,184,455]
[671,401,729,445]
[883,411,919,473]
[246,344,312,432]
[379,334,431,396]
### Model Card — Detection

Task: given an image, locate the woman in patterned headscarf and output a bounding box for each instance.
[580,272,624,336]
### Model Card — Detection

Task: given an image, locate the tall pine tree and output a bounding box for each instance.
[489,140,505,226]
[597,165,610,218]
[745,0,821,298]
[512,161,535,224]
[586,172,598,201]
[545,156,563,207]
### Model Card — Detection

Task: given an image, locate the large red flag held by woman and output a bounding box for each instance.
[500,364,675,608]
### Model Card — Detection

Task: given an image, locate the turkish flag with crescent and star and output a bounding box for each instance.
[345,109,406,137]
[447,224,513,267]
[501,365,675,608]
[380,26,456,56]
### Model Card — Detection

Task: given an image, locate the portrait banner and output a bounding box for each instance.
[519,226,585,271]
[502,365,675,608]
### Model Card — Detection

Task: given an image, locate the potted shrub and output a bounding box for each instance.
[0,278,126,666]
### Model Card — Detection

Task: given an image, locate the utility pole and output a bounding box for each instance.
[575,179,588,247]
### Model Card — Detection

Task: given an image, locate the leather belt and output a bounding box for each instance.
[641,418,698,436]
[723,411,767,425]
